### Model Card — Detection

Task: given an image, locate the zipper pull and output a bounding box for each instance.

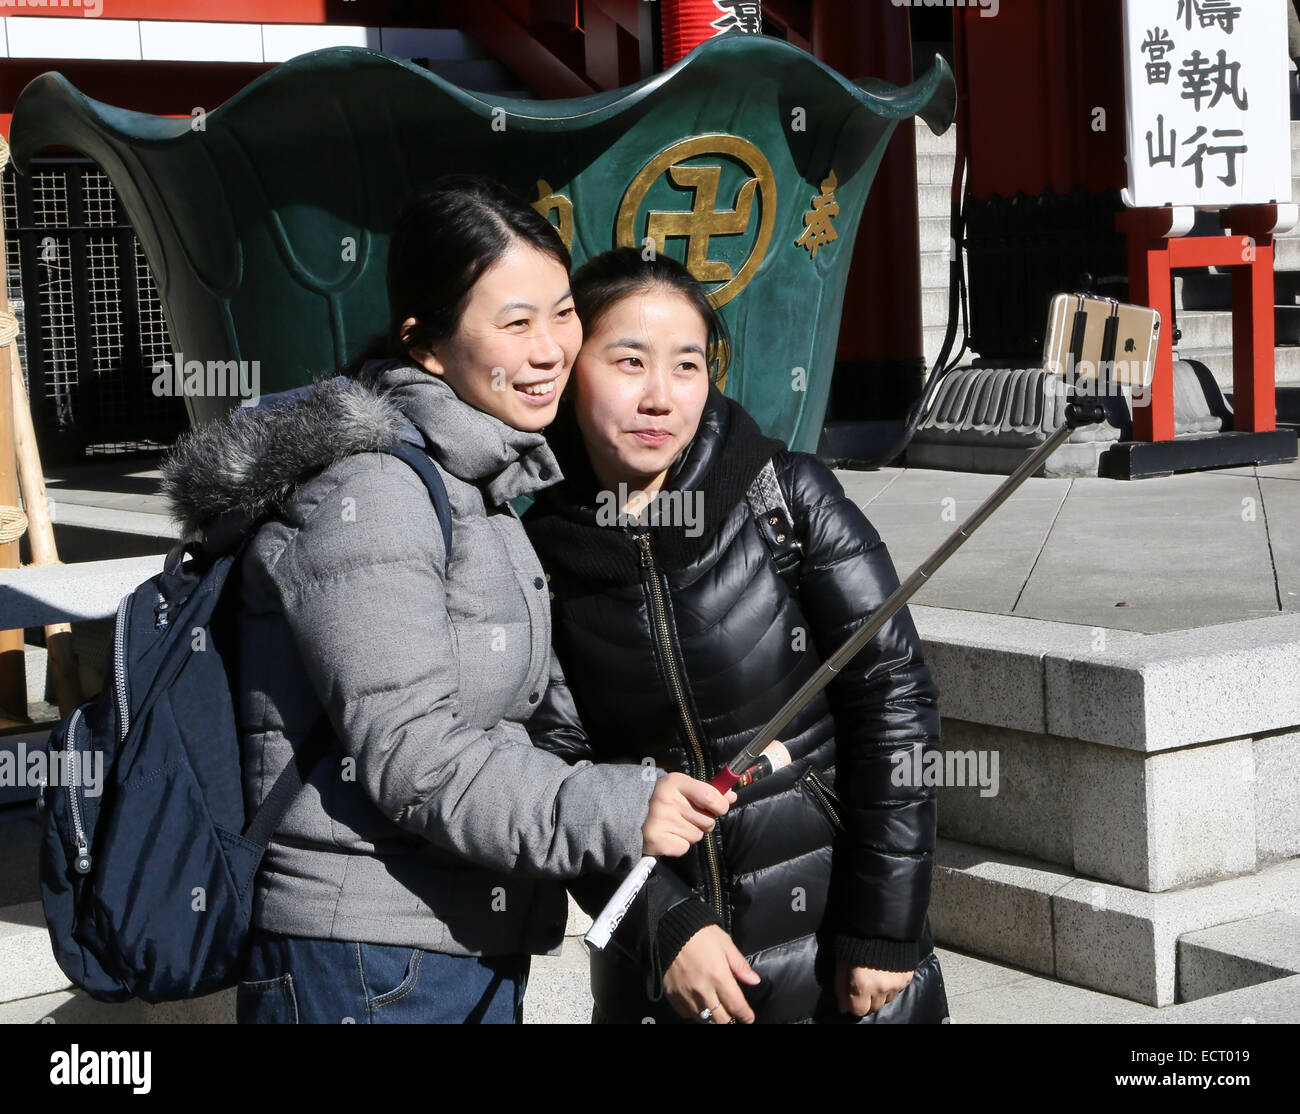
[74,845,92,874]
[634,530,653,568]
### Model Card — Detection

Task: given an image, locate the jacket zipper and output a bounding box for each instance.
[804,769,845,833]
[64,707,92,873]
[114,591,131,741]
[634,530,726,925]
[72,590,135,877]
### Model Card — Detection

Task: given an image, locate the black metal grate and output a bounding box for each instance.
[4,158,188,461]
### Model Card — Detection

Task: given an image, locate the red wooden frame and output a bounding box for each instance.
[1118,205,1283,443]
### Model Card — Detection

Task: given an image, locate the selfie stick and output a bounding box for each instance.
[585,389,1116,951]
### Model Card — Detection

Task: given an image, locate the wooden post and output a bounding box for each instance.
[0,135,82,718]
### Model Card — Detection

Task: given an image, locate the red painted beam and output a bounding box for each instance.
[764,0,813,45]
[587,0,641,38]
[0,60,276,137]
[447,0,595,98]
[0,1,401,24]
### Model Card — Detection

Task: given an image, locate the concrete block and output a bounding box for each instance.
[1148,739,1256,889]
[1255,730,1300,862]
[1053,882,1165,1006]
[935,720,1073,868]
[1070,737,1256,892]
[1142,971,1300,1024]
[1178,912,1300,1002]
[1044,614,1300,752]
[910,606,1103,736]
[0,555,166,628]
[1052,857,1300,1006]
[930,839,1065,976]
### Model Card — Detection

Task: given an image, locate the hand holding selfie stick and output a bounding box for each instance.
[586,303,1137,951]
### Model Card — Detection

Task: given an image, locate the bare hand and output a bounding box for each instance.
[835,959,913,1016]
[641,773,735,858]
[664,925,761,1024]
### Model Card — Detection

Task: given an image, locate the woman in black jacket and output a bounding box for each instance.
[524,249,948,1024]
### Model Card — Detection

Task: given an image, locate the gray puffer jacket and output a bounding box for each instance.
[161,359,657,957]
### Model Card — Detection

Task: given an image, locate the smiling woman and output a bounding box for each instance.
[379,178,583,432]
[524,249,948,1025]
[161,177,733,1025]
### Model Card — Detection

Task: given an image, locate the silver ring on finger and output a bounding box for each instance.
[698,1006,714,1023]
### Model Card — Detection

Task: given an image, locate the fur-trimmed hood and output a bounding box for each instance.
[161,359,561,547]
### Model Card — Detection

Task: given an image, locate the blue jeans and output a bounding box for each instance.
[236,928,529,1024]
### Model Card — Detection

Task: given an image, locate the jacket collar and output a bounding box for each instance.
[357,358,559,506]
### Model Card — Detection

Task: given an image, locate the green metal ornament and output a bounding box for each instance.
[11,34,954,450]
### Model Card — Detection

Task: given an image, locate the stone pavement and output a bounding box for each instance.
[836,458,1300,634]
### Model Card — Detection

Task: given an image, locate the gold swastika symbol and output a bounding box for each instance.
[616,134,776,308]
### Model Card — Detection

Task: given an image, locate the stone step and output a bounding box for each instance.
[920,216,954,254]
[48,500,179,541]
[932,839,1300,1008]
[921,250,958,290]
[1178,911,1300,1002]
[924,323,955,362]
[1277,236,1300,270]
[1178,344,1300,390]
[917,152,958,187]
[924,286,955,321]
[913,115,957,157]
[918,183,955,221]
[1173,307,1300,349]
[0,555,165,630]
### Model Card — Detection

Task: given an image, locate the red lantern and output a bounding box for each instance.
[661,1,763,68]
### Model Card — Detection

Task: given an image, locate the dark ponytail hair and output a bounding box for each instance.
[354,175,571,369]
[569,248,731,382]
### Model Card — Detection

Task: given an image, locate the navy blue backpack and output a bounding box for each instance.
[38,422,451,1003]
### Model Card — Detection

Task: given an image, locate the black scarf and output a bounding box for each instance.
[526,383,787,586]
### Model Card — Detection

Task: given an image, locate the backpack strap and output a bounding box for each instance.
[746,458,802,582]
[242,429,454,849]
[242,716,336,851]
[377,440,453,558]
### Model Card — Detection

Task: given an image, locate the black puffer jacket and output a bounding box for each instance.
[523,385,943,1024]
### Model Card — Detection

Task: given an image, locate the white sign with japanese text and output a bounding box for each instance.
[1123,0,1291,208]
